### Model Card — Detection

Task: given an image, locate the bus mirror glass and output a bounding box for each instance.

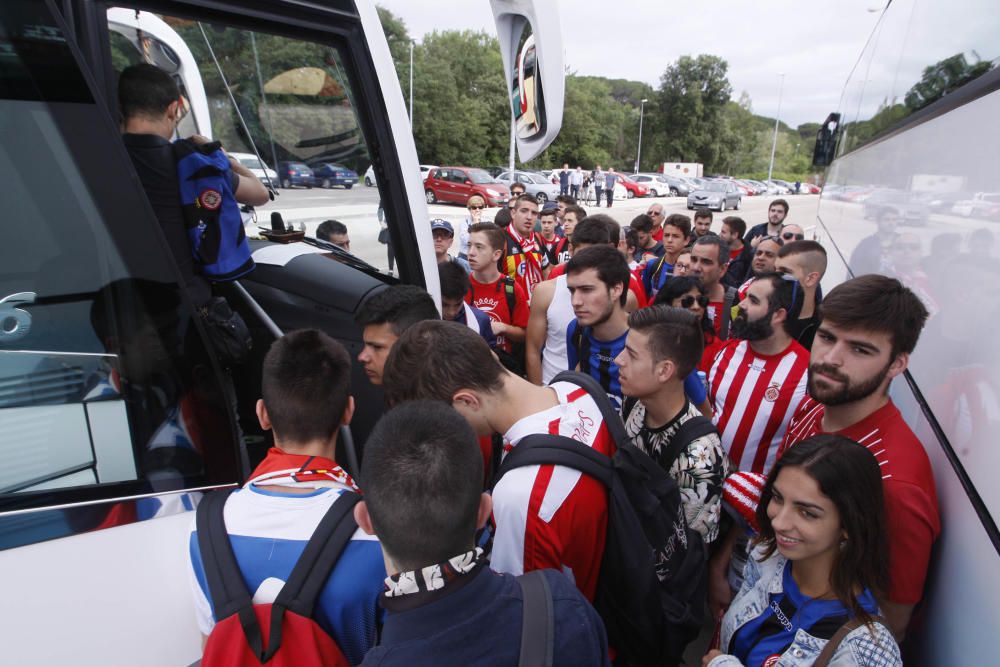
[813,112,841,167]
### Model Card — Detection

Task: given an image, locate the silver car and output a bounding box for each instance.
[686,181,742,211]
[632,173,690,197]
[496,170,561,203]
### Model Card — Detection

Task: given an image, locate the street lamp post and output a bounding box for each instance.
[635,98,648,174]
[408,40,415,124]
[766,73,785,189]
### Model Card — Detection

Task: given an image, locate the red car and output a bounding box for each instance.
[616,173,650,198]
[424,167,510,207]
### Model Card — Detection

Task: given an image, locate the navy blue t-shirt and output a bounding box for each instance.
[566,321,627,411]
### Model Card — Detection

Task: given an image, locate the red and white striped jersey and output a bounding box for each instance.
[491,381,616,602]
[708,339,809,474]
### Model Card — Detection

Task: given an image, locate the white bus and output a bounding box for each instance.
[0,0,561,663]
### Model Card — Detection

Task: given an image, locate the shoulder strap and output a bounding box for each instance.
[502,276,517,317]
[196,488,267,658]
[517,570,555,667]
[551,369,629,445]
[662,415,717,471]
[719,286,738,340]
[812,616,890,667]
[261,491,363,660]
[495,433,614,489]
[570,324,585,369]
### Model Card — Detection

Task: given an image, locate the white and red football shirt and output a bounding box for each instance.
[777,396,941,605]
[708,339,808,474]
[490,381,616,602]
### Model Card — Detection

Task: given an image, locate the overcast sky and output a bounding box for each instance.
[376,0,894,128]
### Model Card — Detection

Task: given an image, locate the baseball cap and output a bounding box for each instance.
[541,201,559,213]
[430,219,454,236]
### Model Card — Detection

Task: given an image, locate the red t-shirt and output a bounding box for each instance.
[706,301,725,337]
[778,397,941,605]
[467,275,530,353]
[652,226,663,243]
[699,332,726,374]
[708,339,809,474]
[491,381,616,601]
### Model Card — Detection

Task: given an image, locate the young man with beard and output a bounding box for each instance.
[565,246,631,411]
[691,208,714,243]
[774,240,827,350]
[705,273,809,620]
[689,235,738,339]
[744,199,789,249]
[630,213,666,264]
[737,235,783,300]
[504,194,550,297]
[381,321,617,605]
[774,274,937,639]
[615,306,731,544]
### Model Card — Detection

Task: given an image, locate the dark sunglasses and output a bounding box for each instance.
[680,294,709,309]
[468,205,484,210]
[782,232,805,241]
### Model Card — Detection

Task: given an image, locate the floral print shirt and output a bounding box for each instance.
[623,400,732,543]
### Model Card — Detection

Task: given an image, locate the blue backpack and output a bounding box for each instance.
[174,139,255,281]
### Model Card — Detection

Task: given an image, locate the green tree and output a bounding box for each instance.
[905,53,992,111]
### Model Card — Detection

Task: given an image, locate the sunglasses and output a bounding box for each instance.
[782,232,805,241]
[679,295,709,309]
[468,205,484,210]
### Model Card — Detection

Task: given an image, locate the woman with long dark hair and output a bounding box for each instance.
[654,276,725,372]
[703,435,901,666]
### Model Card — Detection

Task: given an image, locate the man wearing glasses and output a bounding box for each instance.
[744,199,789,249]
[457,195,487,262]
[780,223,805,243]
[646,203,666,242]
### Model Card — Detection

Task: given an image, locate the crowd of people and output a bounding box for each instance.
[185,187,939,666]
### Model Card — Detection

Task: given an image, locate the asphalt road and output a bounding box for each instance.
[251,182,822,275]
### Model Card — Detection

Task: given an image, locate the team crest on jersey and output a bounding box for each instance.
[517,260,527,276]
[764,382,781,402]
[198,188,222,210]
[763,655,782,667]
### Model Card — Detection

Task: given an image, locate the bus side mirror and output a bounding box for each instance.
[491,1,564,163]
[812,112,841,167]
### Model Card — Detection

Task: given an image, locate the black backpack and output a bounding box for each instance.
[494,371,707,666]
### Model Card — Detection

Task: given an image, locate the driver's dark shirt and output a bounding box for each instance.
[122,133,237,307]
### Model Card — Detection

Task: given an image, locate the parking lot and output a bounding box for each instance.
[254,182,822,274]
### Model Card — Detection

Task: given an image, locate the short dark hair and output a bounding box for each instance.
[468,222,506,253]
[565,245,630,307]
[722,216,746,238]
[664,213,692,238]
[753,272,798,325]
[627,305,703,378]
[693,208,713,222]
[778,239,828,276]
[694,234,729,265]
[818,275,928,357]
[118,63,180,120]
[438,260,470,301]
[652,276,714,337]
[624,228,640,252]
[383,320,506,405]
[509,182,526,194]
[355,285,439,336]
[564,205,587,221]
[572,216,612,247]
[514,193,539,209]
[493,207,513,228]
[316,219,347,242]
[756,434,889,625]
[361,401,483,570]
[770,198,789,214]
[556,194,577,206]
[539,209,557,222]
[605,219,622,246]
[630,214,654,234]
[261,329,351,443]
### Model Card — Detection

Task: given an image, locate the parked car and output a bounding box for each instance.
[732,180,755,196]
[631,173,669,197]
[311,162,358,189]
[496,170,560,203]
[424,166,510,207]
[951,192,1000,218]
[687,181,742,211]
[277,161,314,189]
[363,165,376,186]
[616,173,650,199]
[420,164,437,182]
[862,189,930,226]
[229,152,278,186]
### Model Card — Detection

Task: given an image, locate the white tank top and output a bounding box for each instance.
[542,274,575,383]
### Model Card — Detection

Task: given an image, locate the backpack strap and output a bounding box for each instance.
[568,324,585,371]
[517,570,555,667]
[662,415,717,472]
[263,491,362,661]
[719,286,738,340]
[551,369,629,446]
[495,433,615,489]
[502,276,517,320]
[196,488,266,657]
[812,616,889,667]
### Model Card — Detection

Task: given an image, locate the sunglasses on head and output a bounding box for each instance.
[680,294,709,309]
[782,232,805,241]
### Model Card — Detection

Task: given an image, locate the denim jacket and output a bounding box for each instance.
[707,546,902,667]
